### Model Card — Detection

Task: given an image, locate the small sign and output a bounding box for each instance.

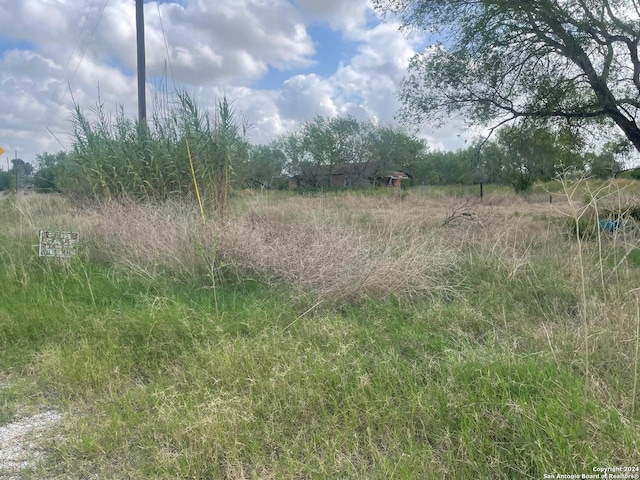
[0,147,4,156]
[38,230,79,257]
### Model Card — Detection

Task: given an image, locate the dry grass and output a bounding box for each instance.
[4,188,577,307]
[0,190,601,306]
[220,201,460,302]
[72,192,476,302]
[4,185,640,478]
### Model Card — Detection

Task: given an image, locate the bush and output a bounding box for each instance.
[512,174,533,193]
[33,167,58,192]
[0,171,13,191]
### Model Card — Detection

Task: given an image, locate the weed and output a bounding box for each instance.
[1,186,640,477]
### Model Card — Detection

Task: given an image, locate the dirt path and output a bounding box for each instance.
[0,410,63,478]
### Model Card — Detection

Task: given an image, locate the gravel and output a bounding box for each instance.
[0,410,63,476]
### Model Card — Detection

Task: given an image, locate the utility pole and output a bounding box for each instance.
[136,0,146,125]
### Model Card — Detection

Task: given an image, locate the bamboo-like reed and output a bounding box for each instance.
[70,91,248,215]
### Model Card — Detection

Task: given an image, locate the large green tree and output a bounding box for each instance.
[411,149,475,185]
[34,151,70,192]
[585,137,631,178]
[0,172,11,191]
[366,123,428,175]
[277,115,426,187]
[10,158,33,190]
[239,145,287,189]
[374,0,640,152]
[480,123,585,190]
[11,158,33,177]
[278,116,365,187]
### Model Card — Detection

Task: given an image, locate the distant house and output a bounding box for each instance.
[289,162,412,189]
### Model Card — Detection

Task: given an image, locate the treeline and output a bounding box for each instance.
[410,123,635,190]
[0,158,35,191]
[22,102,427,202]
[19,100,637,204]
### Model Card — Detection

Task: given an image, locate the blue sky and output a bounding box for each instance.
[0,39,36,51]
[0,0,468,166]
[254,25,361,90]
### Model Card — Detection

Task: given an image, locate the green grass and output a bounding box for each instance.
[1,190,640,479]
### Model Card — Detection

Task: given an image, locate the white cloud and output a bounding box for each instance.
[147,0,315,84]
[332,23,413,119]
[278,74,338,119]
[0,0,470,166]
[294,0,371,31]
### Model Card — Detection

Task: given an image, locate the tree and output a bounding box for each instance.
[11,158,33,177]
[489,123,585,190]
[278,115,365,188]
[412,149,475,185]
[34,151,69,192]
[585,137,631,178]
[240,145,287,189]
[277,115,427,187]
[0,172,11,191]
[366,124,428,180]
[10,158,34,190]
[374,0,640,153]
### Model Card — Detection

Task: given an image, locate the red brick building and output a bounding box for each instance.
[289,163,411,189]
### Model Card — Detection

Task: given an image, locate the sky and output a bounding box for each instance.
[0,0,470,168]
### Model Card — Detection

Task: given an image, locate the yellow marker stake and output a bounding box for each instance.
[186,138,206,224]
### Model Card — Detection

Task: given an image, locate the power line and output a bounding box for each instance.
[49,0,97,109]
[156,1,177,91]
[40,0,111,151]
[68,0,111,100]
[40,0,97,150]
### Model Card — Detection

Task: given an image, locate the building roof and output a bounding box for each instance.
[387,172,412,180]
[290,162,411,179]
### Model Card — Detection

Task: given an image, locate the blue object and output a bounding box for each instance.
[598,218,622,232]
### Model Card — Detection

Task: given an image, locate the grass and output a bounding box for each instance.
[1,183,640,478]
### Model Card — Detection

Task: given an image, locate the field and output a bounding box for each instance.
[1,181,640,479]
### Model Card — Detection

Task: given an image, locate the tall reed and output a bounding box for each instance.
[70,91,248,215]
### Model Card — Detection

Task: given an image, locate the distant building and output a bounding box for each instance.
[289,162,412,189]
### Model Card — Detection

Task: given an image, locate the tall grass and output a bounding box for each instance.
[2,187,640,478]
[70,91,247,214]
[71,193,462,303]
